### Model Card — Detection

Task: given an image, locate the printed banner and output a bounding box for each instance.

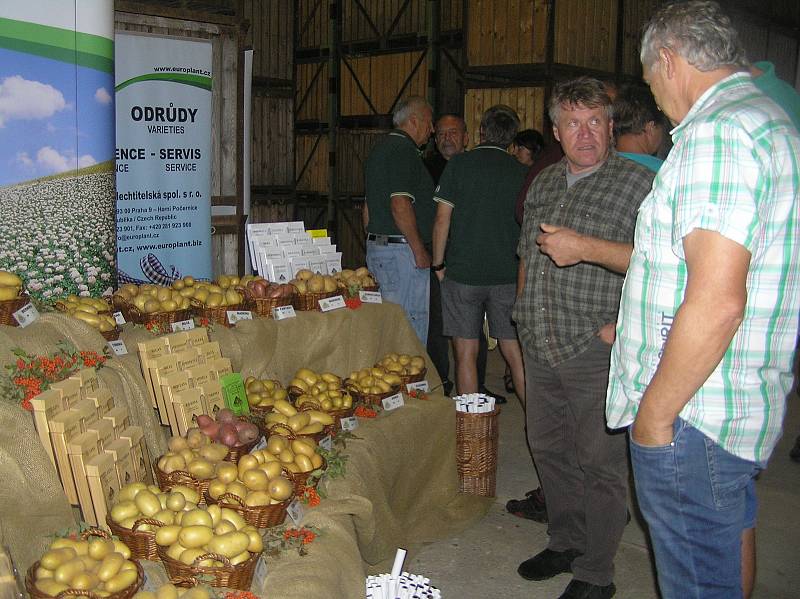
[0,1,116,300]
[114,33,212,284]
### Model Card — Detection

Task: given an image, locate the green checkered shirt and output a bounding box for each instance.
[606,72,800,464]
[514,152,654,366]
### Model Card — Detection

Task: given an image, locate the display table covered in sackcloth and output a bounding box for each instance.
[0,303,491,598]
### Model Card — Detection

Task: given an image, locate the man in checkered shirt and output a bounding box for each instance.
[513,77,654,599]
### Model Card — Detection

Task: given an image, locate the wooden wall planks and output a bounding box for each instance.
[464,86,547,143]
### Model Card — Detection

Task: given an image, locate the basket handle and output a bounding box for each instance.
[297,398,322,412]
[192,553,232,568]
[267,422,297,439]
[55,590,102,599]
[79,527,111,541]
[131,517,166,533]
[217,492,246,508]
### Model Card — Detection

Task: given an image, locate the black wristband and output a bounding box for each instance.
[431,263,445,272]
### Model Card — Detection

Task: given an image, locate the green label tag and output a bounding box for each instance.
[220,372,250,416]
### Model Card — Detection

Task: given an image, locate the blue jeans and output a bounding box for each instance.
[630,418,760,599]
[366,241,430,345]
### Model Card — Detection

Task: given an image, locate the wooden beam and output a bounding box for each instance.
[115,1,239,27]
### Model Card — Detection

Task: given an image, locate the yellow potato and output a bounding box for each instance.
[178,525,214,549]
[165,491,186,512]
[242,527,263,553]
[155,584,179,599]
[207,531,250,558]
[104,568,138,593]
[134,489,161,517]
[96,552,125,582]
[40,547,76,571]
[35,579,69,596]
[267,476,293,501]
[53,558,85,584]
[181,508,213,528]
[241,468,269,491]
[87,538,115,561]
[154,525,182,547]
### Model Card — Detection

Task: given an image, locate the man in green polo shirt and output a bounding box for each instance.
[363,96,435,344]
[431,105,527,400]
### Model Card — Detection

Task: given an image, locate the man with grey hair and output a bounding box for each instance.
[606,2,800,598]
[514,77,654,599]
[430,105,527,400]
[363,96,435,344]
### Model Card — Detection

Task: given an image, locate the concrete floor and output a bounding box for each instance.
[408,349,800,598]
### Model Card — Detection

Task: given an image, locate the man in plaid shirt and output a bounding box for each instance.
[606,2,800,597]
[513,77,654,599]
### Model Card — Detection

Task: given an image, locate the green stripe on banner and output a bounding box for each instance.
[0,17,113,72]
[115,73,213,93]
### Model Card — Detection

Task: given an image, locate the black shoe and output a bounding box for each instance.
[442,379,454,396]
[479,385,507,404]
[558,579,616,599]
[790,435,800,462]
[503,372,515,394]
[518,548,581,581]
[506,488,548,523]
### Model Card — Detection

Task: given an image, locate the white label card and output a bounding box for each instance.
[252,555,268,590]
[113,311,126,325]
[170,319,195,332]
[286,498,305,525]
[13,303,38,328]
[382,393,405,411]
[406,380,430,393]
[340,416,359,431]
[319,435,333,451]
[271,305,296,320]
[226,310,253,324]
[251,436,267,452]
[318,295,346,312]
[359,290,382,304]
[107,340,129,356]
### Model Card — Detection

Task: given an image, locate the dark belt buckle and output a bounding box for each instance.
[374,234,388,246]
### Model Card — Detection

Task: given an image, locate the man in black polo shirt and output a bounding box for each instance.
[431,105,527,401]
[363,96,435,344]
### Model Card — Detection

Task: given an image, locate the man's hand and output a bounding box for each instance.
[597,322,616,345]
[536,223,585,266]
[413,247,432,269]
[631,401,676,447]
[435,267,446,281]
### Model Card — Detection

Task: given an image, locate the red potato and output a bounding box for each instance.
[237,422,260,444]
[216,408,236,424]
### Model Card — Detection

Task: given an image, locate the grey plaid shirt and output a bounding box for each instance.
[513,152,655,366]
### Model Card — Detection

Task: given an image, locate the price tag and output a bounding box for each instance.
[106,340,129,356]
[318,295,346,312]
[271,305,296,320]
[358,290,383,304]
[319,435,333,451]
[12,303,39,328]
[286,498,305,525]
[382,392,405,411]
[226,310,253,325]
[112,311,126,325]
[170,319,195,332]
[406,380,430,393]
[340,416,359,431]
[252,555,268,590]
[251,435,267,452]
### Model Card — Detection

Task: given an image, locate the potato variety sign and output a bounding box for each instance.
[115,33,213,283]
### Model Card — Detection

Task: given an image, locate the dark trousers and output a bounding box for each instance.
[428,269,489,388]
[524,338,628,586]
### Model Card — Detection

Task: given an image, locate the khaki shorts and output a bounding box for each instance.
[440,278,518,340]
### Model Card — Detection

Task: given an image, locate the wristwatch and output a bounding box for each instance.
[431,263,445,272]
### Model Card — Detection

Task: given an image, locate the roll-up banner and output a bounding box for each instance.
[114,33,212,284]
[0,1,116,301]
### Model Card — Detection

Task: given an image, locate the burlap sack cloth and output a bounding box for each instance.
[0,304,490,598]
